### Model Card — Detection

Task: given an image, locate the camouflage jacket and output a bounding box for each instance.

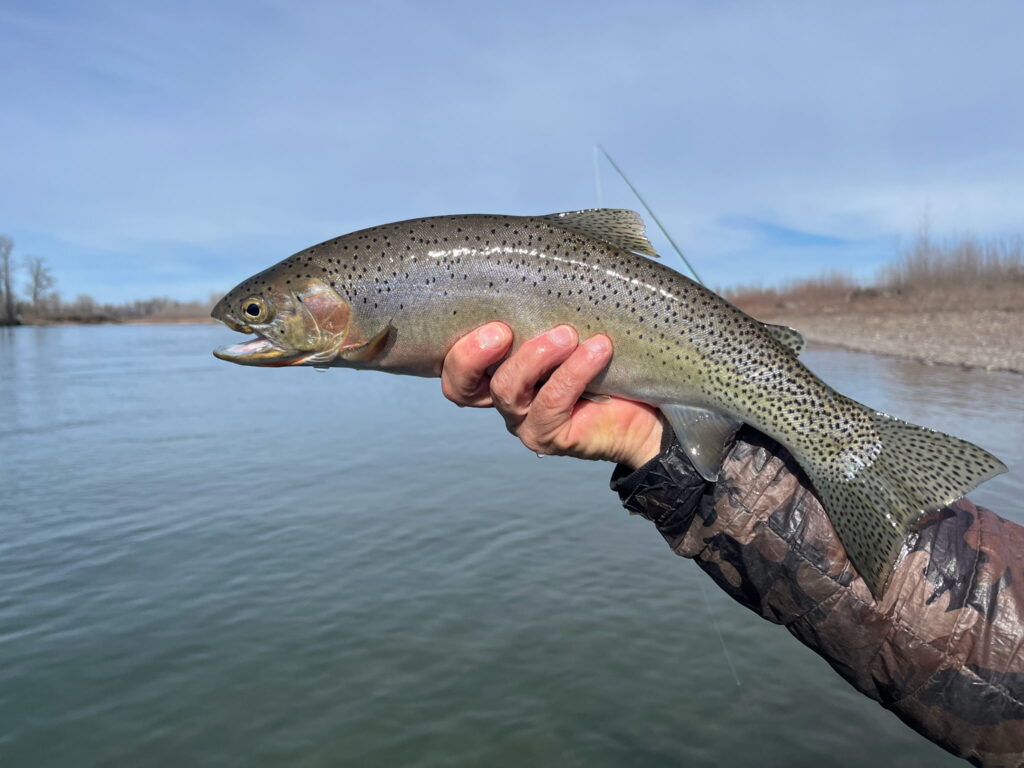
[611,427,1024,767]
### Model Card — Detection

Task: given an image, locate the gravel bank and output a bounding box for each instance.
[760,310,1024,374]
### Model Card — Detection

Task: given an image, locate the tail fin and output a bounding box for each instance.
[806,408,1006,598]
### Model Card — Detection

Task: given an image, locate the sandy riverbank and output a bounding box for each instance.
[738,285,1023,374]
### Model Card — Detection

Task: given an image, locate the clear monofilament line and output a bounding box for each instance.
[697,569,742,687]
[595,144,705,286]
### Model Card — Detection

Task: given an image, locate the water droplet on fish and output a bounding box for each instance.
[535,452,545,458]
[314,365,329,372]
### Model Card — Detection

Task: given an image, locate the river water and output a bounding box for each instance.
[0,324,1020,767]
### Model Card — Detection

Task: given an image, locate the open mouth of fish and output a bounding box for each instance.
[212,328,309,367]
[214,334,278,360]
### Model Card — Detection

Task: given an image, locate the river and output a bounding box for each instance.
[1,324,1020,767]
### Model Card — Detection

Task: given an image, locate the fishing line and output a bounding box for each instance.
[697,569,742,687]
[593,145,706,287]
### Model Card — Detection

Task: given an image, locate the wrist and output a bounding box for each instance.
[621,419,666,471]
[610,435,710,532]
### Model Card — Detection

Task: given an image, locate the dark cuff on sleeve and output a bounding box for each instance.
[609,435,711,534]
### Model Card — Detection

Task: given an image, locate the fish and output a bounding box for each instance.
[211,209,1007,597]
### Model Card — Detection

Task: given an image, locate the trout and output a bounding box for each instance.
[211,209,1006,597]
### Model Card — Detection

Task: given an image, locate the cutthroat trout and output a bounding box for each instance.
[211,209,1006,597]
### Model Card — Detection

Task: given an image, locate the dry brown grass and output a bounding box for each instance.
[726,232,1024,317]
[880,232,1023,290]
[724,271,859,313]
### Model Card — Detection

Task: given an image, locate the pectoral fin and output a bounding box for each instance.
[340,324,394,362]
[660,405,743,481]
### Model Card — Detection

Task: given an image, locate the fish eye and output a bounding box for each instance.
[241,296,271,323]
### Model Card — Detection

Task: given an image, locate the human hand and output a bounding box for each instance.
[441,323,664,469]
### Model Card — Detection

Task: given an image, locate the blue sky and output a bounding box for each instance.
[1,1,1022,302]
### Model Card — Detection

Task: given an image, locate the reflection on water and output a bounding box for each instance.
[0,325,1019,767]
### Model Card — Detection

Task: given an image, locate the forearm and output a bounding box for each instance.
[612,428,1024,767]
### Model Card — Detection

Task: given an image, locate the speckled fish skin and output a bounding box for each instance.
[211,210,1007,597]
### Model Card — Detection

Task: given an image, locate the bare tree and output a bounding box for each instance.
[24,255,56,309]
[72,294,96,314]
[0,236,14,324]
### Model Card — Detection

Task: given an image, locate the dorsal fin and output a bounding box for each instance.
[762,323,805,356]
[541,209,659,257]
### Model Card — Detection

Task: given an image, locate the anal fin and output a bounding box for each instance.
[660,404,742,481]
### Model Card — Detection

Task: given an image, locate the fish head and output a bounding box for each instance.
[212,274,352,367]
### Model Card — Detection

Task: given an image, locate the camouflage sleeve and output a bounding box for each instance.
[611,427,1024,767]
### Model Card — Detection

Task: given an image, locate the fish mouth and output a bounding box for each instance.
[213,325,315,367]
[213,335,292,366]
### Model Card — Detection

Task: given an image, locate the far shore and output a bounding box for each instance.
[124,315,215,325]
[6,315,216,327]
[8,287,1021,374]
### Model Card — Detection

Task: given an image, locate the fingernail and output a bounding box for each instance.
[477,324,508,350]
[548,325,576,347]
[584,335,610,358]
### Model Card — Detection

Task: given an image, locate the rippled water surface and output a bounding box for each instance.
[1,324,1020,767]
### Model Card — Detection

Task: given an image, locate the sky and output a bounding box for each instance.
[1,0,1022,303]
